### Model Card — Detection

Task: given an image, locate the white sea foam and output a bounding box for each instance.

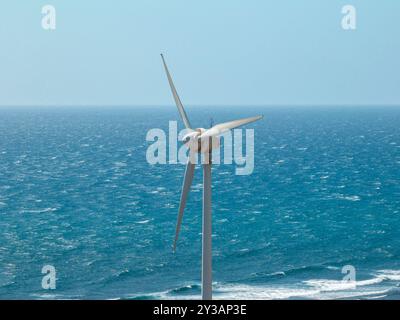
[375,270,400,281]
[304,278,381,292]
[304,270,400,292]
[19,207,58,214]
[126,283,386,300]
[136,219,151,224]
[337,194,361,201]
[326,266,340,271]
[213,283,319,300]
[30,293,82,300]
[124,284,319,300]
[113,161,127,167]
[128,269,400,300]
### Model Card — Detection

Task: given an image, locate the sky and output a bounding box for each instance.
[0,1,399,106]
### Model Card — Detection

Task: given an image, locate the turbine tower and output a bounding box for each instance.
[161,54,262,300]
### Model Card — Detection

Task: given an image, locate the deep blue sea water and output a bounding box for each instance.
[0,106,400,300]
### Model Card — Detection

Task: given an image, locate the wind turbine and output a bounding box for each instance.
[161,54,262,300]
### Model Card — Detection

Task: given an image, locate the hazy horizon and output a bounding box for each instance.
[1,104,400,108]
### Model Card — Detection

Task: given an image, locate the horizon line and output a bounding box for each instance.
[1,104,400,108]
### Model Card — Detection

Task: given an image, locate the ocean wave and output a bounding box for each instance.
[304,278,380,292]
[121,283,200,300]
[247,263,340,281]
[30,293,83,300]
[376,270,400,281]
[136,219,152,224]
[304,269,400,293]
[121,282,328,300]
[123,269,400,300]
[379,287,400,300]
[338,195,361,202]
[0,281,15,289]
[170,284,201,294]
[19,207,58,214]
[213,283,319,300]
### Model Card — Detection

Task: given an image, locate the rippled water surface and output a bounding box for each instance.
[0,106,399,299]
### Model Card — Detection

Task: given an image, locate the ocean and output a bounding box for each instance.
[0,106,399,300]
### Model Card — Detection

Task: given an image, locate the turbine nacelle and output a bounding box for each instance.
[182,128,220,154]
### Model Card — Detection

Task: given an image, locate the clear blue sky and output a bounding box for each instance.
[0,1,399,106]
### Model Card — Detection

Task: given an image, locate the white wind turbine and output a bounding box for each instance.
[161,54,262,300]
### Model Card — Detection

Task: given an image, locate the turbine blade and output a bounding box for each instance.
[200,115,263,138]
[161,54,192,129]
[173,161,195,251]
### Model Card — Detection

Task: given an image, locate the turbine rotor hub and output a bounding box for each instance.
[183,128,220,153]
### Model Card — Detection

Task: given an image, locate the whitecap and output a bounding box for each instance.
[338,195,361,201]
[326,266,340,271]
[375,270,400,281]
[114,161,127,167]
[20,207,58,214]
[304,279,378,292]
[136,219,150,224]
[127,267,400,300]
